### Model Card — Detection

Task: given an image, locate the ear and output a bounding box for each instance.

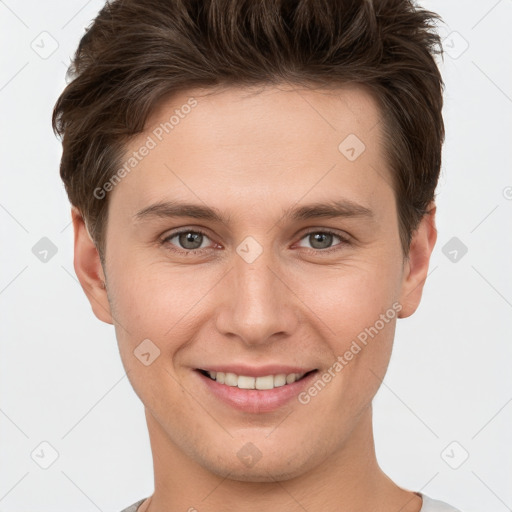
[71,207,113,324]
[398,203,437,318]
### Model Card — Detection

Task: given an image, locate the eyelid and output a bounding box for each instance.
[160,227,217,253]
[161,227,212,241]
[294,228,350,252]
[160,227,351,254]
[299,227,349,240]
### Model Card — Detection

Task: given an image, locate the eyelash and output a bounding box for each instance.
[160,228,350,255]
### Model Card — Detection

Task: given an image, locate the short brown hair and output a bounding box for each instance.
[52,0,445,261]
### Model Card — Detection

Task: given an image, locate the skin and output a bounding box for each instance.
[72,83,436,512]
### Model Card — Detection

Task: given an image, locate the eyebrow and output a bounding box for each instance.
[133,198,374,224]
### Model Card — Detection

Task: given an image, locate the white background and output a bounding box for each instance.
[1,1,511,511]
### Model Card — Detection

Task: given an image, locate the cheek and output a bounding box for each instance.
[295,260,401,392]
[296,258,401,338]
[108,244,402,355]
[107,255,214,334]
[106,257,229,389]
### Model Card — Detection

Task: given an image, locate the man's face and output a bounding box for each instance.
[82,84,431,481]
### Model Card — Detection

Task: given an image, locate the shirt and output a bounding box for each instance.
[120,492,462,511]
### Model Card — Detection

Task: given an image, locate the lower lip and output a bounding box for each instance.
[195,370,318,413]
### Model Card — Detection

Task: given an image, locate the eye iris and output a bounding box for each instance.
[173,232,337,251]
[179,232,203,249]
[309,232,333,249]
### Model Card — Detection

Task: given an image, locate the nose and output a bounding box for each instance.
[214,245,299,347]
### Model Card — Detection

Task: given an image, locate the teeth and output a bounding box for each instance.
[225,373,238,386]
[286,373,297,384]
[273,374,287,387]
[255,375,274,390]
[238,375,256,389]
[205,371,307,389]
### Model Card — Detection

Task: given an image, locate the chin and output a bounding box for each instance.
[206,460,307,483]
[196,444,319,483]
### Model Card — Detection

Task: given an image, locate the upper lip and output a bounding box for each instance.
[196,365,317,377]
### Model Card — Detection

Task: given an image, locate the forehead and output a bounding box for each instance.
[143,82,383,156]
[109,83,394,220]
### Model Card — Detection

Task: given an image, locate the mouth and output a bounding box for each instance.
[194,367,319,413]
[196,368,317,390]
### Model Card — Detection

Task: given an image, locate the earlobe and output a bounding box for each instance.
[398,203,437,318]
[71,207,114,324]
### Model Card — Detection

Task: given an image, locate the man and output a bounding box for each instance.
[52,0,462,510]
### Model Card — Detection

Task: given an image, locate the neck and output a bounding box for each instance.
[142,405,422,512]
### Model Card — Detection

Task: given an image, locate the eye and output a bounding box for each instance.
[160,228,349,255]
[162,229,213,252]
[296,230,348,252]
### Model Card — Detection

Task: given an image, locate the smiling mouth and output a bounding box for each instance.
[197,369,317,390]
